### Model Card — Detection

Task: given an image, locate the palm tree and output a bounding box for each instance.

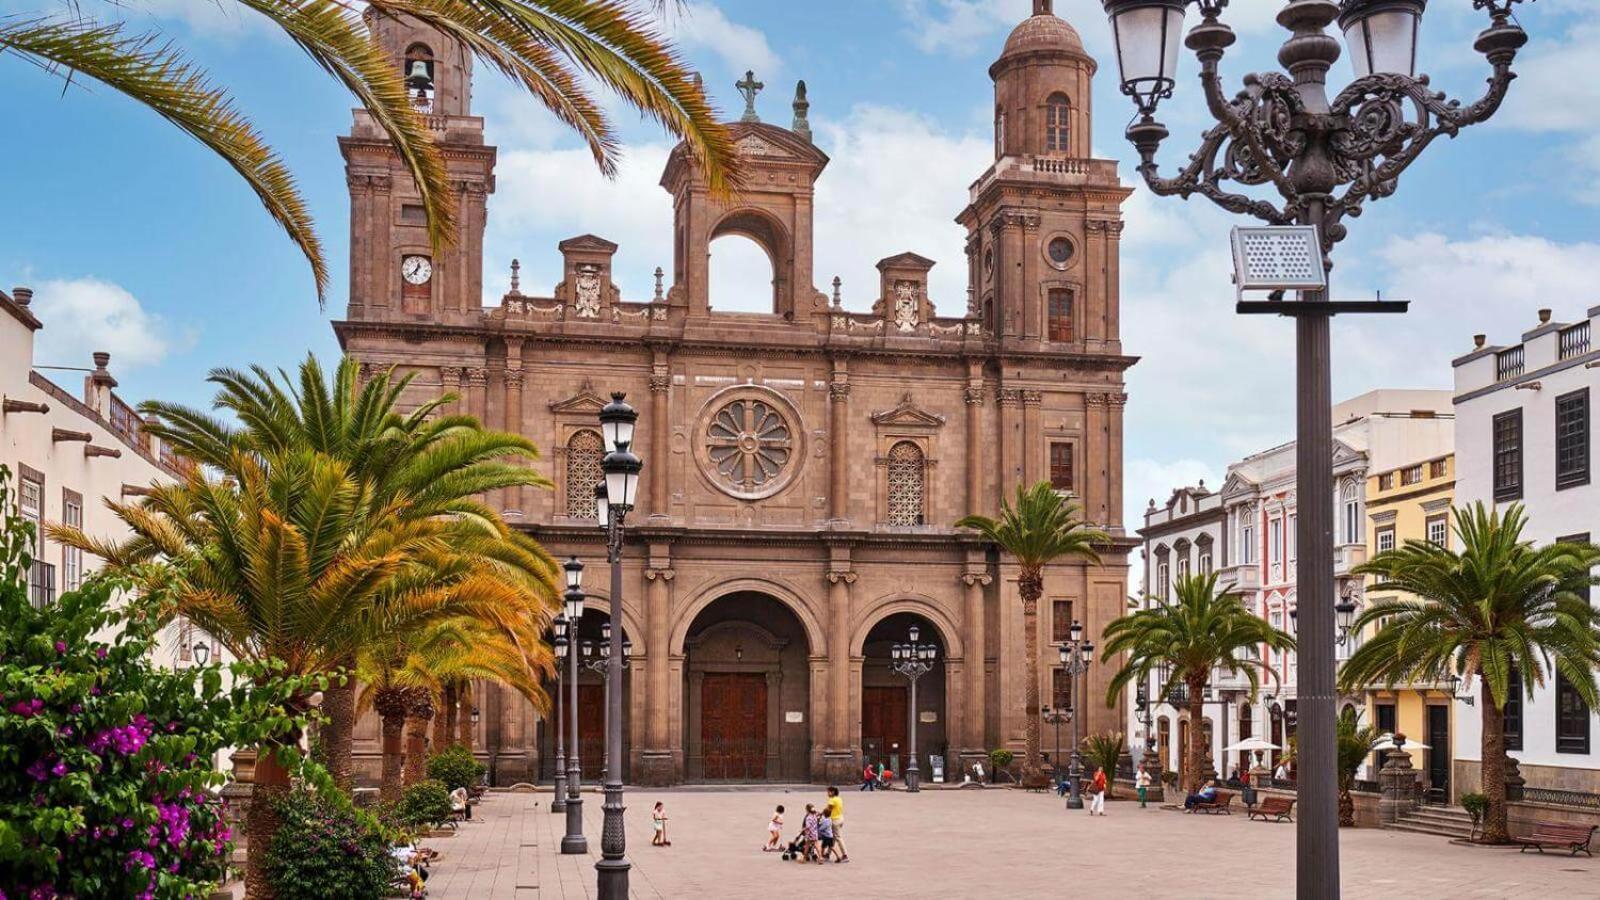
[2,0,739,301]
[137,353,555,790]
[956,481,1107,787]
[1339,502,1600,843]
[1335,708,1382,828]
[1102,572,1295,794]
[50,452,552,897]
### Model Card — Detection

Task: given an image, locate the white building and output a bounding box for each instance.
[1453,306,1600,796]
[0,284,202,670]
[1135,390,1453,784]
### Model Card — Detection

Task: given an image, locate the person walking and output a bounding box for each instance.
[764,805,785,851]
[1135,766,1152,809]
[824,785,849,863]
[801,804,820,862]
[860,760,876,791]
[651,801,670,846]
[1089,767,1108,816]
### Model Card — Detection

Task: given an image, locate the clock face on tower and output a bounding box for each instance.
[402,255,433,285]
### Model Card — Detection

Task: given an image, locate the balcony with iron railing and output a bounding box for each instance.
[1559,321,1591,360]
[1495,346,1525,381]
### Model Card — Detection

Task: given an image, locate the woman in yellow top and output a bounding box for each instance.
[824,786,849,862]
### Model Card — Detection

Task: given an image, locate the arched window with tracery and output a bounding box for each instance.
[886,441,926,526]
[1045,93,1071,153]
[565,429,604,518]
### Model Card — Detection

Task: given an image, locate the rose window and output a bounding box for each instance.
[705,399,793,494]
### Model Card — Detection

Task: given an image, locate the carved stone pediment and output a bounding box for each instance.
[1219,472,1256,500]
[870,393,946,430]
[736,134,787,157]
[548,380,607,415]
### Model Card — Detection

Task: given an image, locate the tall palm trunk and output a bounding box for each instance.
[1481,695,1510,843]
[1338,776,1355,828]
[403,692,436,787]
[375,689,410,804]
[244,739,292,900]
[457,681,474,750]
[1019,569,1046,788]
[321,675,356,791]
[435,683,456,749]
[1185,676,1207,794]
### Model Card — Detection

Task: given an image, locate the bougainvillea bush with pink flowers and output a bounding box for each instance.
[0,469,312,900]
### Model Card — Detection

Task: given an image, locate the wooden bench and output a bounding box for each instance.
[1248,796,1295,823]
[1188,791,1235,815]
[1516,822,1598,857]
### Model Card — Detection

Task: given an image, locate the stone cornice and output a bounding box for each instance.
[519,521,1138,557]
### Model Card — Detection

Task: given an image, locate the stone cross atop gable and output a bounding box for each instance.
[736,70,764,123]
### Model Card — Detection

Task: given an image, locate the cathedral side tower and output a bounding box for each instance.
[957,0,1129,354]
[340,12,496,326]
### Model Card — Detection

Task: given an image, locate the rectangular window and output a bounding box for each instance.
[1426,515,1448,549]
[1198,551,1212,576]
[1241,523,1254,564]
[1400,465,1423,486]
[62,489,83,592]
[1049,441,1074,492]
[400,203,428,224]
[1157,562,1170,600]
[1288,514,1297,562]
[1377,472,1394,491]
[1176,557,1190,584]
[1051,599,1074,644]
[1344,499,1360,545]
[1376,526,1396,553]
[1504,665,1523,752]
[1556,389,1590,490]
[1429,459,1448,479]
[1556,669,1591,755]
[1047,289,1074,343]
[1493,409,1523,502]
[1052,668,1072,712]
[1269,518,1283,566]
[1376,702,1397,735]
[18,472,42,553]
[1558,533,1592,604]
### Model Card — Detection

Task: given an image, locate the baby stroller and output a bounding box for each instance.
[780,828,813,862]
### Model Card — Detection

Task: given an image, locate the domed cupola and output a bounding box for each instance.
[990,0,1097,161]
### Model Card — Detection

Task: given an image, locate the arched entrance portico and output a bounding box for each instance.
[681,591,813,782]
[858,611,948,781]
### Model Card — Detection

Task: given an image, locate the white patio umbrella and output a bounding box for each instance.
[1373,734,1431,751]
[1222,737,1281,752]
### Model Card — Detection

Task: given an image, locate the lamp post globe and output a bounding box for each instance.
[191,641,210,666]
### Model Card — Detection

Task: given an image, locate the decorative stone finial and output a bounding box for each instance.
[654,266,665,302]
[510,258,521,294]
[1474,334,1486,349]
[1538,308,1552,324]
[736,70,764,123]
[831,276,842,308]
[792,80,811,142]
[11,287,32,307]
[93,351,111,370]
[1034,0,1053,15]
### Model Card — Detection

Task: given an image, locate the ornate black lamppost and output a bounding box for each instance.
[551,615,569,815]
[580,623,632,783]
[1100,1,1531,893]
[1041,705,1072,785]
[1057,621,1095,810]
[889,626,938,793]
[595,392,641,900]
[560,561,588,853]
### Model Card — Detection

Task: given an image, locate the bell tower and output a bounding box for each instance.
[340,11,495,325]
[957,3,1126,351]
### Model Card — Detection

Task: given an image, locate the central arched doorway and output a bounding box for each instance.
[682,591,812,782]
[860,611,947,781]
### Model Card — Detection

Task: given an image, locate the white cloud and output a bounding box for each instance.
[669,2,781,80]
[900,0,1283,57]
[1126,456,1219,524]
[31,277,188,370]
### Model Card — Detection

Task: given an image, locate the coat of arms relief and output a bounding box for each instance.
[573,264,602,318]
[893,281,920,332]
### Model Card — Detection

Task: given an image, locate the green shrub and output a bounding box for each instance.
[427,744,486,792]
[396,779,453,830]
[1461,792,1489,823]
[0,467,314,900]
[264,790,395,899]
[988,748,1014,780]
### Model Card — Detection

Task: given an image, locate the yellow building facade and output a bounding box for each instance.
[1359,452,1458,801]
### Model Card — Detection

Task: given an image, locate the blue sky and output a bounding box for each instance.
[5,0,1600,528]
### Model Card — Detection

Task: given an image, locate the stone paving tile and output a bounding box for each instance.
[430,788,1599,900]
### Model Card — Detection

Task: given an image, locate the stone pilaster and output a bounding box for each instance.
[1021,390,1042,486]
[649,361,671,522]
[960,568,992,766]
[1085,392,1110,527]
[1107,392,1128,532]
[824,564,858,782]
[502,350,525,515]
[465,366,488,422]
[439,366,463,416]
[996,387,1022,499]
[964,376,985,517]
[828,365,851,525]
[638,560,675,786]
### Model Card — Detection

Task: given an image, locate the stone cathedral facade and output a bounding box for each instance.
[337,1,1136,786]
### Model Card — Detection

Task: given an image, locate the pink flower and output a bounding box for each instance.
[54,641,66,654]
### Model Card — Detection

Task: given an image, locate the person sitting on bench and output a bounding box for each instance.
[1184,778,1219,810]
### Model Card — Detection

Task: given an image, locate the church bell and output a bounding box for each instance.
[405,59,434,93]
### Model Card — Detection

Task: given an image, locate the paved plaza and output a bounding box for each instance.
[423,787,1597,899]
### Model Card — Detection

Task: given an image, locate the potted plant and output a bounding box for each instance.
[989,748,1015,784]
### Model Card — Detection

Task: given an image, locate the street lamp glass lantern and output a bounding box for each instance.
[623,637,633,661]
[1082,641,1095,664]
[1103,0,1188,115]
[563,591,584,627]
[1338,0,1425,79]
[602,449,643,511]
[554,633,568,660]
[1069,619,1083,644]
[1335,597,1358,633]
[192,641,210,665]
[599,391,639,453]
[601,622,612,643]
[553,613,569,641]
[471,706,481,725]
[1058,644,1071,666]
[594,483,609,526]
[564,556,583,591]
[908,624,921,644]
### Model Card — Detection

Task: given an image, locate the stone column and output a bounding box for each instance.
[503,350,525,515]
[440,366,463,416]
[965,373,985,517]
[465,366,488,423]
[1084,392,1109,528]
[828,365,851,525]
[640,559,675,786]
[1021,390,1042,487]
[825,565,857,782]
[1105,221,1125,348]
[997,388,1022,499]
[649,361,671,522]
[960,568,992,769]
[1107,392,1127,532]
